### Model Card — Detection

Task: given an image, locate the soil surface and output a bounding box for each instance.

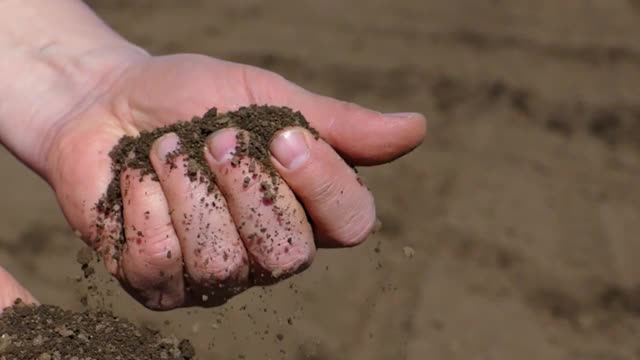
[0,300,195,360]
[1,1,639,359]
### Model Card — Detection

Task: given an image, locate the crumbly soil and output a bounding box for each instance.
[0,300,195,360]
[95,105,318,256]
[3,1,640,359]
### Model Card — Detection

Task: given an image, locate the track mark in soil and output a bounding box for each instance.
[598,285,640,315]
[428,30,640,67]
[330,20,640,66]
[434,225,640,330]
[0,224,71,255]
[528,283,640,327]
[433,225,640,334]
[589,110,622,144]
[528,287,583,322]
[230,52,640,151]
[437,227,522,272]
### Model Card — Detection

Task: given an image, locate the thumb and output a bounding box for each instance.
[248,67,428,166]
[0,266,37,313]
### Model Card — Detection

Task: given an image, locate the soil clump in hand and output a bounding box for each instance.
[94,105,318,255]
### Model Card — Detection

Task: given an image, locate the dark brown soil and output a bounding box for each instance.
[95,105,318,253]
[3,1,640,359]
[0,300,195,360]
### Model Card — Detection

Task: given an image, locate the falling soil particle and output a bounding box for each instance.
[76,247,97,279]
[402,246,415,259]
[0,300,196,359]
[75,247,94,266]
[95,105,319,256]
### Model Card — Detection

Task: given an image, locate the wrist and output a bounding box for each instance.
[0,0,148,177]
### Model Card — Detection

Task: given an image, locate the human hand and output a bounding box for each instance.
[0,1,425,311]
[36,53,425,309]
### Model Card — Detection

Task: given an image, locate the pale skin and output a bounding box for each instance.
[0,0,426,311]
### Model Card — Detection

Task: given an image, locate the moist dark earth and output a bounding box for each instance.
[0,301,195,360]
[1,0,640,359]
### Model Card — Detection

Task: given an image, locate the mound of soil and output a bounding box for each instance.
[0,300,196,360]
[95,105,318,257]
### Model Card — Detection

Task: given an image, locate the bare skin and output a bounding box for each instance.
[0,0,426,311]
[0,268,37,311]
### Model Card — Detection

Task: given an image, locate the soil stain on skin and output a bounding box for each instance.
[2,1,639,359]
[95,105,319,258]
[0,300,196,359]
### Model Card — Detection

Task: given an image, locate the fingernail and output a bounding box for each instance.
[270,129,310,170]
[155,133,180,162]
[207,129,237,163]
[385,112,420,119]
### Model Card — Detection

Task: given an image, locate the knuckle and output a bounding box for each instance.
[308,177,340,204]
[307,178,377,247]
[260,242,316,277]
[130,229,179,271]
[192,253,249,286]
[242,65,287,102]
[332,204,377,247]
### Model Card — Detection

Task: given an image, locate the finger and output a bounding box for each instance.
[269,127,376,247]
[119,168,185,310]
[244,66,427,165]
[47,123,125,279]
[0,266,37,312]
[205,129,316,284]
[149,133,250,304]
[123,57,426,165]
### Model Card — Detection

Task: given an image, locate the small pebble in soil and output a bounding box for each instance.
[0,300,196,360]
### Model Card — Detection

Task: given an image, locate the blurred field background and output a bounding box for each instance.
[1,1,640,359]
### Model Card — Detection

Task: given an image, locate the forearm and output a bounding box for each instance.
[0,0,146,176]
